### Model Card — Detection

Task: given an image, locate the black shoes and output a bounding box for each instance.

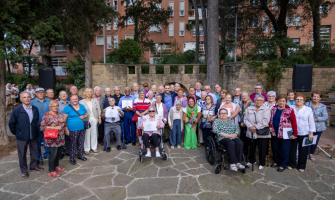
[77,156,87,161]
[70,160,76,165]
[117,145,121,150]
[132,142,136,146]
[125,141,130,144]
[107,147,111,152]
[277,168,285,172]
[59,153,64,160]
[271,164,278,168]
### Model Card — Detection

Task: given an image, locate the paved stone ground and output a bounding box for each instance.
[0,142,335,200]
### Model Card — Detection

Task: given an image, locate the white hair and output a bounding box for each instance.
[105,87,111,92]
[235,87,241,91]
[267,91,277,97]
[195,82,202,86]
[201,91,207,96]
[255,94,265,101]
[175,83,180,86]
[113,86,120,90]
[94,86,101,91]
[255,83,263,88]
[124,87,131,92]
[151,85,156,88]
[20,91,31,98]
[241,91,249,96]
[132,83,139,87]
[148,91,154,95]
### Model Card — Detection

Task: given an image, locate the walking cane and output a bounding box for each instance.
[267,139,271,167]
[251,131,254,171]
[121,121,126,149]
[317,145,332,159]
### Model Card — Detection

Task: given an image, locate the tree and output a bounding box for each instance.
[191,0,199,64]
[206,0,220,89]
[115,39,142,64]
[200,0,208,63]
[119,0,172,51]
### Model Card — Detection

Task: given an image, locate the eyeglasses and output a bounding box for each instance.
[143,85,148,87]
[220,113,228,115]
[296,99,304,101]
[255,88,262,90]
[50,105,59,108]
[268,96,275,98]
[149,111,155,113]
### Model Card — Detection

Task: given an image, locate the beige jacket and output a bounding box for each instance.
[244,104,271,139]
[168,106,184,131]
[79,98,101,119]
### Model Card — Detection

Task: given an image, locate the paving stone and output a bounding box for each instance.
[172,163,188,171]
[277,187,317,200]
[117,152,138,160]
[94,150,121,161]
[153,156,174,167]
[184,167,209,176]
[92,187,126,200]
[229,183,270,200]
[116,159,135,174]
[0,162,20,174]
[194,156,208,165]
[112,174,134,186]
[48,186,91,200]
[184,160,200,169]
[132,165,159,178]
[168,148,186,154]
[62,173,90,184]
[128,157,152,175]
[108,158,125,165]
[58,159,81,171]
[0,168,44,184]
[93,166,116,175]
[172,158,191,165]
[308,181,334,193]
[264,169,308,188]
[198,174,237,191]
[0,191,25,200]
[80,159,109,168]
[3,181,44,194]
[21,194,43,200]
[322,175,335,186]
[127,178,179,197]
[0,155,19,163]
[178,177,201,194]
[82,174,115,188]
[201,163,215,174]
[254,182,282,197]
[82,195,100,200]
[170,153,193,158]
[197,192,236,200]
[150,195,197,200]
[298,169,321,181]
[37,179,74,198]
[71,167,94,174]
[315,166,335,176]
[319,193,335,200]
[158,167,181,177]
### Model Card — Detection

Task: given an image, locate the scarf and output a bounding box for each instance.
[186,105,198,123]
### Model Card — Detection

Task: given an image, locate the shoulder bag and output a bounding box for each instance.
[132,99,145,122]
[34,99,46,114]
[70,104,91,129]
[43,113,59,139]
[254,113,269,135]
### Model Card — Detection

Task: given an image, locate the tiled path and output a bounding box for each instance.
[0,143,334,200]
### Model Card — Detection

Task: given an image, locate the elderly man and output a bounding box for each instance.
[67,85,83,101]
[160,84,177,111]
[103,87,113,109]
[112,86,124,107]
[46,89,58,101]
[232,88,242,104]
[131,83,140,99]
[170,84,175,92]
[214,84,221,100]
[94,86,105,145]
[9,92,44,178]
[58,91,70,158]
[118,87,136,145]
[174,83,186,96]
[146,85,157,98]
[195,82,204,98]
[158,86,165,94]
[250,83,267,102]
[187,87,200,101]
[30,88,51,162]
[204,85,217,105]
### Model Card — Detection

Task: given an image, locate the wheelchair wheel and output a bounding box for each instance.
[139,154,143,163]
[205,136,216,165]
[162,153,168,161]
[214,164,221,174]
[241,169,246,174]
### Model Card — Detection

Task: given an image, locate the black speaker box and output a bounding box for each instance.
[39,68,56,91]
[292,64,313,92]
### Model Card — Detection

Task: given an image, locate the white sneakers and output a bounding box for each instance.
[156,151,161,158]
[259,165,264,170]
[145,151,161,158]
[236,163,245,169]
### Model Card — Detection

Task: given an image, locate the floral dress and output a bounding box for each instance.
[212,119,239,141]
[40,112,66,147]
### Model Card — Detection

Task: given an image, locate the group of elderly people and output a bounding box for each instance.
[9,81,328,178]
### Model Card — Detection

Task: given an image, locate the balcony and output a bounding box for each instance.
[54,45,66,52]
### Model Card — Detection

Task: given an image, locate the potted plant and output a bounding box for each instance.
[188,9,194,16]
[186,23,193,31]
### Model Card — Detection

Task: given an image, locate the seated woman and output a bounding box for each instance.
[138,106,165,157]
[212,108,245,171]
[102,98,124,152]
[183,97,202,149]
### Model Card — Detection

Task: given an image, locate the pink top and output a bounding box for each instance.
[138,116,165,136]
[221,104,234,115]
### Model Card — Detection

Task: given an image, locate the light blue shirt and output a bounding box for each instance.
[63,104,88,131]
[23,104,33,139]
[58,100,70,114]
[30,98,51,125]
[118,95,136,111]
[165,93,173,111]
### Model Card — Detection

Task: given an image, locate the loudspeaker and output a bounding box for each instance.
[39,68,56,91]
[292,64,313,92]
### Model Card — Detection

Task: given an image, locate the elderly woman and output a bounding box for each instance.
[174,88,188,107]
[212,109,245,171]
[216,89,227,111]
[197,91,207,107]
[201,95,217,142]
[244,95,271,169]
[40,101,66,177]
[196,91,207,146]
[168,100,184,149]
[25,84,35,99]
[102,98,124,151]
[138,106,165,157]
[63,95,88,165]
[133,89,151,118]
[288,93,316,172]
[154,95,168,122]
[287,90,296,106]
[183,97,202,149]
[147,91,156,105]
[269,94,298,172]
[264,91,277,108]
[218,93,240,127]
[305,91,328,161]
[79,88,101,154]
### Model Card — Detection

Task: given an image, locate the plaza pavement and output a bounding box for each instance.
[0,142,334,200]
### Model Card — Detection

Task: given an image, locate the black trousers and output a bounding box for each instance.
[239,126,250,157]
[219,138,243,164]
[64,135,70,155]
[98,119,105,143]
[17,139,38,173]
[288,135,309,170]
[142,133,159,149]
[250,138,268,166]
[49,146,64,172]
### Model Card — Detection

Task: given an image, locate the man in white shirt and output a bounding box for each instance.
[204,85,217,105]
[195,82,203,98]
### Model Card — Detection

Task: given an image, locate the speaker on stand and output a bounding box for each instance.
[39,68,56,91]
[292,64,313,92]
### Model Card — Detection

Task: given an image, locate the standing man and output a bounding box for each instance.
[214,84,221,101]
[160,84,177,111]
[232,88,242,104]
[67,86,83,101]
[170,84,175,92]
[94,86,105,145]
[131,83,139,99]
[103,87,113,109]
[143,82,149,97]
[187,87,200,101]
[9,92,44,178]
[118,87,136,145]
[174,83,186,96]
[204,85,217,105]
[250,83,267,102]
[58,91,70,158]
[112,86,124,107]
[158,86,165,94]
[30,88,51,162]
[195,82,204,98]
[46,89,58,101]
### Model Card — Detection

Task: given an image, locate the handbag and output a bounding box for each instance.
[44,129,59,139]
[70,104,91,129]
[200,119,212,129]
[132,99,145,122]
[254,113,270,135]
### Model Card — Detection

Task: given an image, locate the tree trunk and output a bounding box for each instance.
[200,0,208,63]
[0,34,10,146]
[40,44,52,68]
[28,40,35,79]
[206,0,220,89]
[312,3,322,62]
[4,48,10,73]
[192,0,199,64]
[219,1,226,61]
[85,40,92,88]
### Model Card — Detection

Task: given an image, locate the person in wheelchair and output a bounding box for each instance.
[212,108,245,171]
[138,106,165,158]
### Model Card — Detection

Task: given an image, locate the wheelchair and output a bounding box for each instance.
[139,129,168,162]
[205,132,247,174]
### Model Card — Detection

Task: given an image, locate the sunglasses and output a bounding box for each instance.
[149,111,155,113]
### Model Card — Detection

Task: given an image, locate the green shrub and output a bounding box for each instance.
[280,55,309,66]
[320,57,335,66]
[55,82,66,98]
[66,56,85,89]
[115,39,142,64]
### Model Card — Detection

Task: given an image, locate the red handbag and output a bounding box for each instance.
[44,129,59,139]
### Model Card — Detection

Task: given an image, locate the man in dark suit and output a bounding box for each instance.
[160,84,177,111]
[187,87,200,101]
[9,92,44,178]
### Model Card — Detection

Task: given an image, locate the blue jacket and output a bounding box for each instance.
[160,92,177,105]
[8,105,39,141]
[305,101,328,132]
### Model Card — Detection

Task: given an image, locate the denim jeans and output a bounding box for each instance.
[38,129,49,160]
[170,119,182,146]
[271,136,291,169]
[123,112,136,142]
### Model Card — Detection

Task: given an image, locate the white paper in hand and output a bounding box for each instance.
[122,100,133,109]
[302,136,318,147]
[143,121,157,132]
[283,128,293,139]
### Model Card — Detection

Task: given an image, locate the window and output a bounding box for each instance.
[180,1,185,16]
[288,38,300,54]
[287,15,301,27]
[113,17,118,30]
[107,21,111,30]
[96,36,104,45]
[114,35,118,49]
[262,17,268,33]
[289,0,300,4]
[113,0,118,11]
[149,24,161,32]
[249,0,260,6]
[22,40,30,49]
[272,0,278,11]
[125,34,134,39]
[150,43,173,64]
[106,0,111,7]
[320,3,329,14]
[51,57,67,76]
[169,22,174,36]
[36,41,40,52]
[126,17,135,25]
[169,2,174,16]
[179,21,185,36]
[249,18,259,28]
[320,25,331,43]
[193,25,204,36]
[54,45,66,52]
[107,35,112,49]
[125,0,135,6]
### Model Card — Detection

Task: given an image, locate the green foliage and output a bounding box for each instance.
[186,23,193,31]
[320,57,335,66]
[55,82,66,98]
[155,50,204,64]
[280,55,309,66]
[115,39,142,64]
[32,16,63,48]
[106,51,119,64]
[219,40,235,62]
[66,56,85,90]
